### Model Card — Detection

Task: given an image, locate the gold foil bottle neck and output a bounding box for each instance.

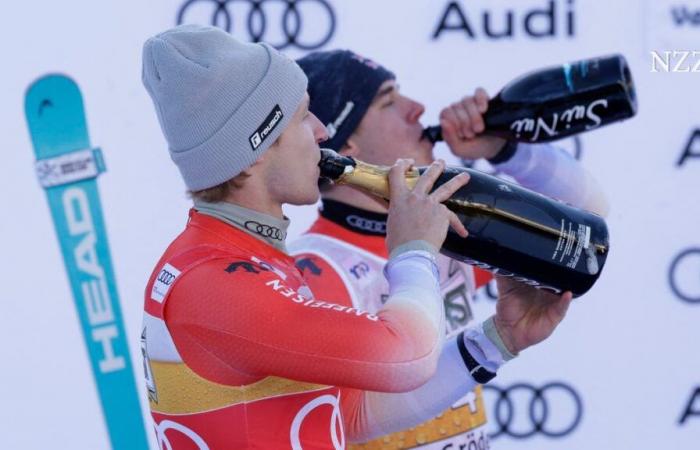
[336,160,419,199]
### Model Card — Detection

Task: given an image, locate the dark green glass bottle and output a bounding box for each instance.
[318,149,609,297]
[423,54,637,143]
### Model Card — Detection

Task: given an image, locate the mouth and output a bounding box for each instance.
[418,128,435,148]
[418,125,428,141]
[314,153,321,175]
[421,126,442,144]
[417,124,432,142]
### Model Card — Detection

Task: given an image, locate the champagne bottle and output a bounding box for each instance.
[423,54,637,143]
[318,149,609,297]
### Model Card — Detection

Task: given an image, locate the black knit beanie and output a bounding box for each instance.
[297,50,395,151]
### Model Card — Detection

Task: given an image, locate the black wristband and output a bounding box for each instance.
[457,331,497,384]
[487,140,518,165]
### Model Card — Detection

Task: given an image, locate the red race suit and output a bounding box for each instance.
[142,210,447,449]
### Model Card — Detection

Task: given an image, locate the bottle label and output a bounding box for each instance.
[552,220,596,273]
[509,98,609,142]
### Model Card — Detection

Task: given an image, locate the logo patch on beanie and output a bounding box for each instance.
[250,105,284,150]
[326,101,354,139]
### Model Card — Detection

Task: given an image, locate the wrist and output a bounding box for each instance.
[487,140,518,165]
[384,248,439,287]
[388,240,439,259]
[488,315,520,359]
[459,326,498,383]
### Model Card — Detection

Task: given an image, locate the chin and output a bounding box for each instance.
[308,189,321,204]
[288,190,320,206]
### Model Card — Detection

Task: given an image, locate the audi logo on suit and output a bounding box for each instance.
[244,220,286,240]
[177,0,336,50]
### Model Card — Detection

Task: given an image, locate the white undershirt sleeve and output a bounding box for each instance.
[493,143,610,217]
[383,248,444,339]
[347,322,508,443]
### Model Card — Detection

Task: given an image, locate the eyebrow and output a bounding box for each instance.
[371,85,395,104]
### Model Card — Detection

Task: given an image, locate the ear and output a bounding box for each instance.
[339,137,361,158]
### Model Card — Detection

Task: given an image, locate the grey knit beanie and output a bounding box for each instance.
[142,25,308,191]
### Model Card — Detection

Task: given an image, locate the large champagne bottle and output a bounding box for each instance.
[423,54,637,143]
[319,149,609,297]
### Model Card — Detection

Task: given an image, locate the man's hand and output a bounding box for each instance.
[439,88,507,161]
[492,276,574,355]
[385,159,469,254]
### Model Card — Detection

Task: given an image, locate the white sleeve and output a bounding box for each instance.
[383,247,445,346]
[493,143,610,217]
[346,320,508,443]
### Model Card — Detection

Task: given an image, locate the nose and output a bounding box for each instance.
[406,98,425,124]
[310,112,329,143]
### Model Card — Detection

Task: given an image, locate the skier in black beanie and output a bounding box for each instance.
[291,48,609,449]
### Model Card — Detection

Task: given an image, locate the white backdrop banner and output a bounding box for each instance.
[2,0,699,449]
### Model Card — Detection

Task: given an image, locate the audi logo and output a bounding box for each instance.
[346,215,386,233]
[290,393,344,450]
[157,269,176,285]
[177,0,336,50]
[244,220,285,240]
[484,382,583,439]
[668,248,700,303]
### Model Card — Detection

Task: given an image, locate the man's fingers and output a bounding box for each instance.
[440,108,461,140]
[429,172,469,203]
[440,115,455,141]
[474,88,489,113]
[451,103,474,139]
[448,210,469,238]
[388,159,414,201]
[413,159,446,194]
[440,117,463,148]
[465,99,485,134]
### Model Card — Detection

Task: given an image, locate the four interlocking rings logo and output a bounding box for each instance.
[668,248,700,303]
[346,215,387,233]
[484,382,583,439]
[244,220,286,240]
[157,269,176,285]
[177,0,336,50]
